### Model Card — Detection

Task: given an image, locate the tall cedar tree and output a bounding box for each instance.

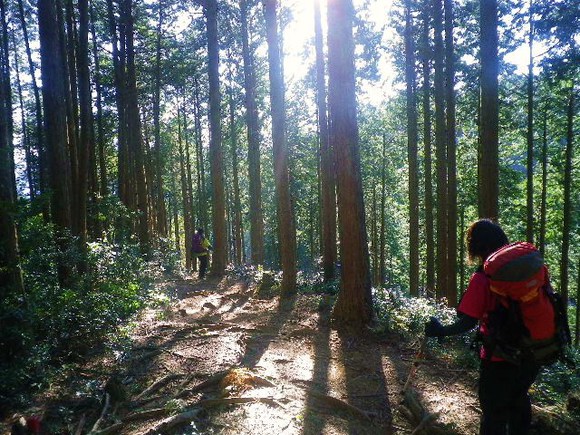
[204,0,228,275]
[152,3,168,238]
[433,0,448,297]
[327,0,373,327]
[263,0,297,296]
[478,0,499,220]
[314,0,337,282]
[0,0,24,297]
[404,0,419,296]
[444,0,457,306]
[38,0,74,286]
[123,0,150,252]
[421,0,435,293]
[525,0,534,243]
[560,88,574,306]
[240,0,265,265]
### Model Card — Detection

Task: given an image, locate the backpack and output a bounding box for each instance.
[482,242,571,366]
[192,233,205,254]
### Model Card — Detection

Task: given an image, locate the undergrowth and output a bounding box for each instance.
[0,215,181,417]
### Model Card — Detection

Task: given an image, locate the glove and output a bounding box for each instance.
[425,316,445,337]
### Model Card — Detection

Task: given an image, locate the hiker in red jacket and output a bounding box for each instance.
[424,219,544,435]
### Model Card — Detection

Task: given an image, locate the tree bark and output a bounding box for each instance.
[0,0,25,298]
[327,0,372,327]
[38,0,74,286]
[314,0,336,282]
[525,0,534,243]
[240,0,265,265]
[433,0,448,298]
[421,2,435,294]
[228,84,243,265]
[539,110,547,257]
[444,0,457,306]
[263,0,297,296]
[478,0,499,220]
[123,0,150,252]
[202,0,228,274]
[153,4,168,238]
[560,87,574,306]
[405,0,419,297]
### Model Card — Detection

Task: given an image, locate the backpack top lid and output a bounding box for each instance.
[484,242,546,303]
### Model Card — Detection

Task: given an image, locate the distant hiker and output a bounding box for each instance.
[424,219,560,435]
[192,228,212,279]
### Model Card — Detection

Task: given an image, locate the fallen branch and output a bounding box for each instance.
[88,393,110,434]
[92,423,123,435]
[198,397,283,408]
[410,411,439,435]
[308,390,371,422]
[176,370,229,398]
[136,374,183,400]
[74,413,86,435]
[124,407,169,423]
[141,409,202,435]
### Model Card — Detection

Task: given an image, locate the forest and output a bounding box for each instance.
[0,0,579,433]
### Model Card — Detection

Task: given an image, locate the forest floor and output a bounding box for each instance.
[2,275,509,434]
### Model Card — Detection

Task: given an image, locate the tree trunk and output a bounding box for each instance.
[560,87,574,306]
[327,0,372,327]
[379,135,387,285]
[315,0,336,282]
[444,0,457,306]
[38,0,74,286]
[405,0,419,297]
[193,77,208,235]
[153,4,168,238]
[421,2,435,294]
[263,0,297,296]
[539,110,547,257]
[11,34,36,199]
[0,0,25,298]
[240,0,265,265]
[228,85,243,265]
[178,106,193,270]
[123,0,149,252]
[433,0,448,298]
[478,0,499,220]
[525,0,534,243]
[91,2,108,200]
[77,0,93,254]
[203,0,228,274]
[17,0,45,202]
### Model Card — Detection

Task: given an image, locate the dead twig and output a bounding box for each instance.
[308,390,371,421]
[402,337,427,393]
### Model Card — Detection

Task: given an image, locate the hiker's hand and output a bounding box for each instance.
[425,317,444,337]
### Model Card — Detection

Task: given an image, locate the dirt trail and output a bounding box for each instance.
[5,276,482,434]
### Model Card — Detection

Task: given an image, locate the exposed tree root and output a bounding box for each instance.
[136,373,184,400]
[198,397,283,408]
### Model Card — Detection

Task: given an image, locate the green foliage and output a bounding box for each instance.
[0,214,152,413]
[373,287,455,338]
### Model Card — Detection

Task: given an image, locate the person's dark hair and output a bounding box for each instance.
[466,219,509,263]
[197,228,204,235]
